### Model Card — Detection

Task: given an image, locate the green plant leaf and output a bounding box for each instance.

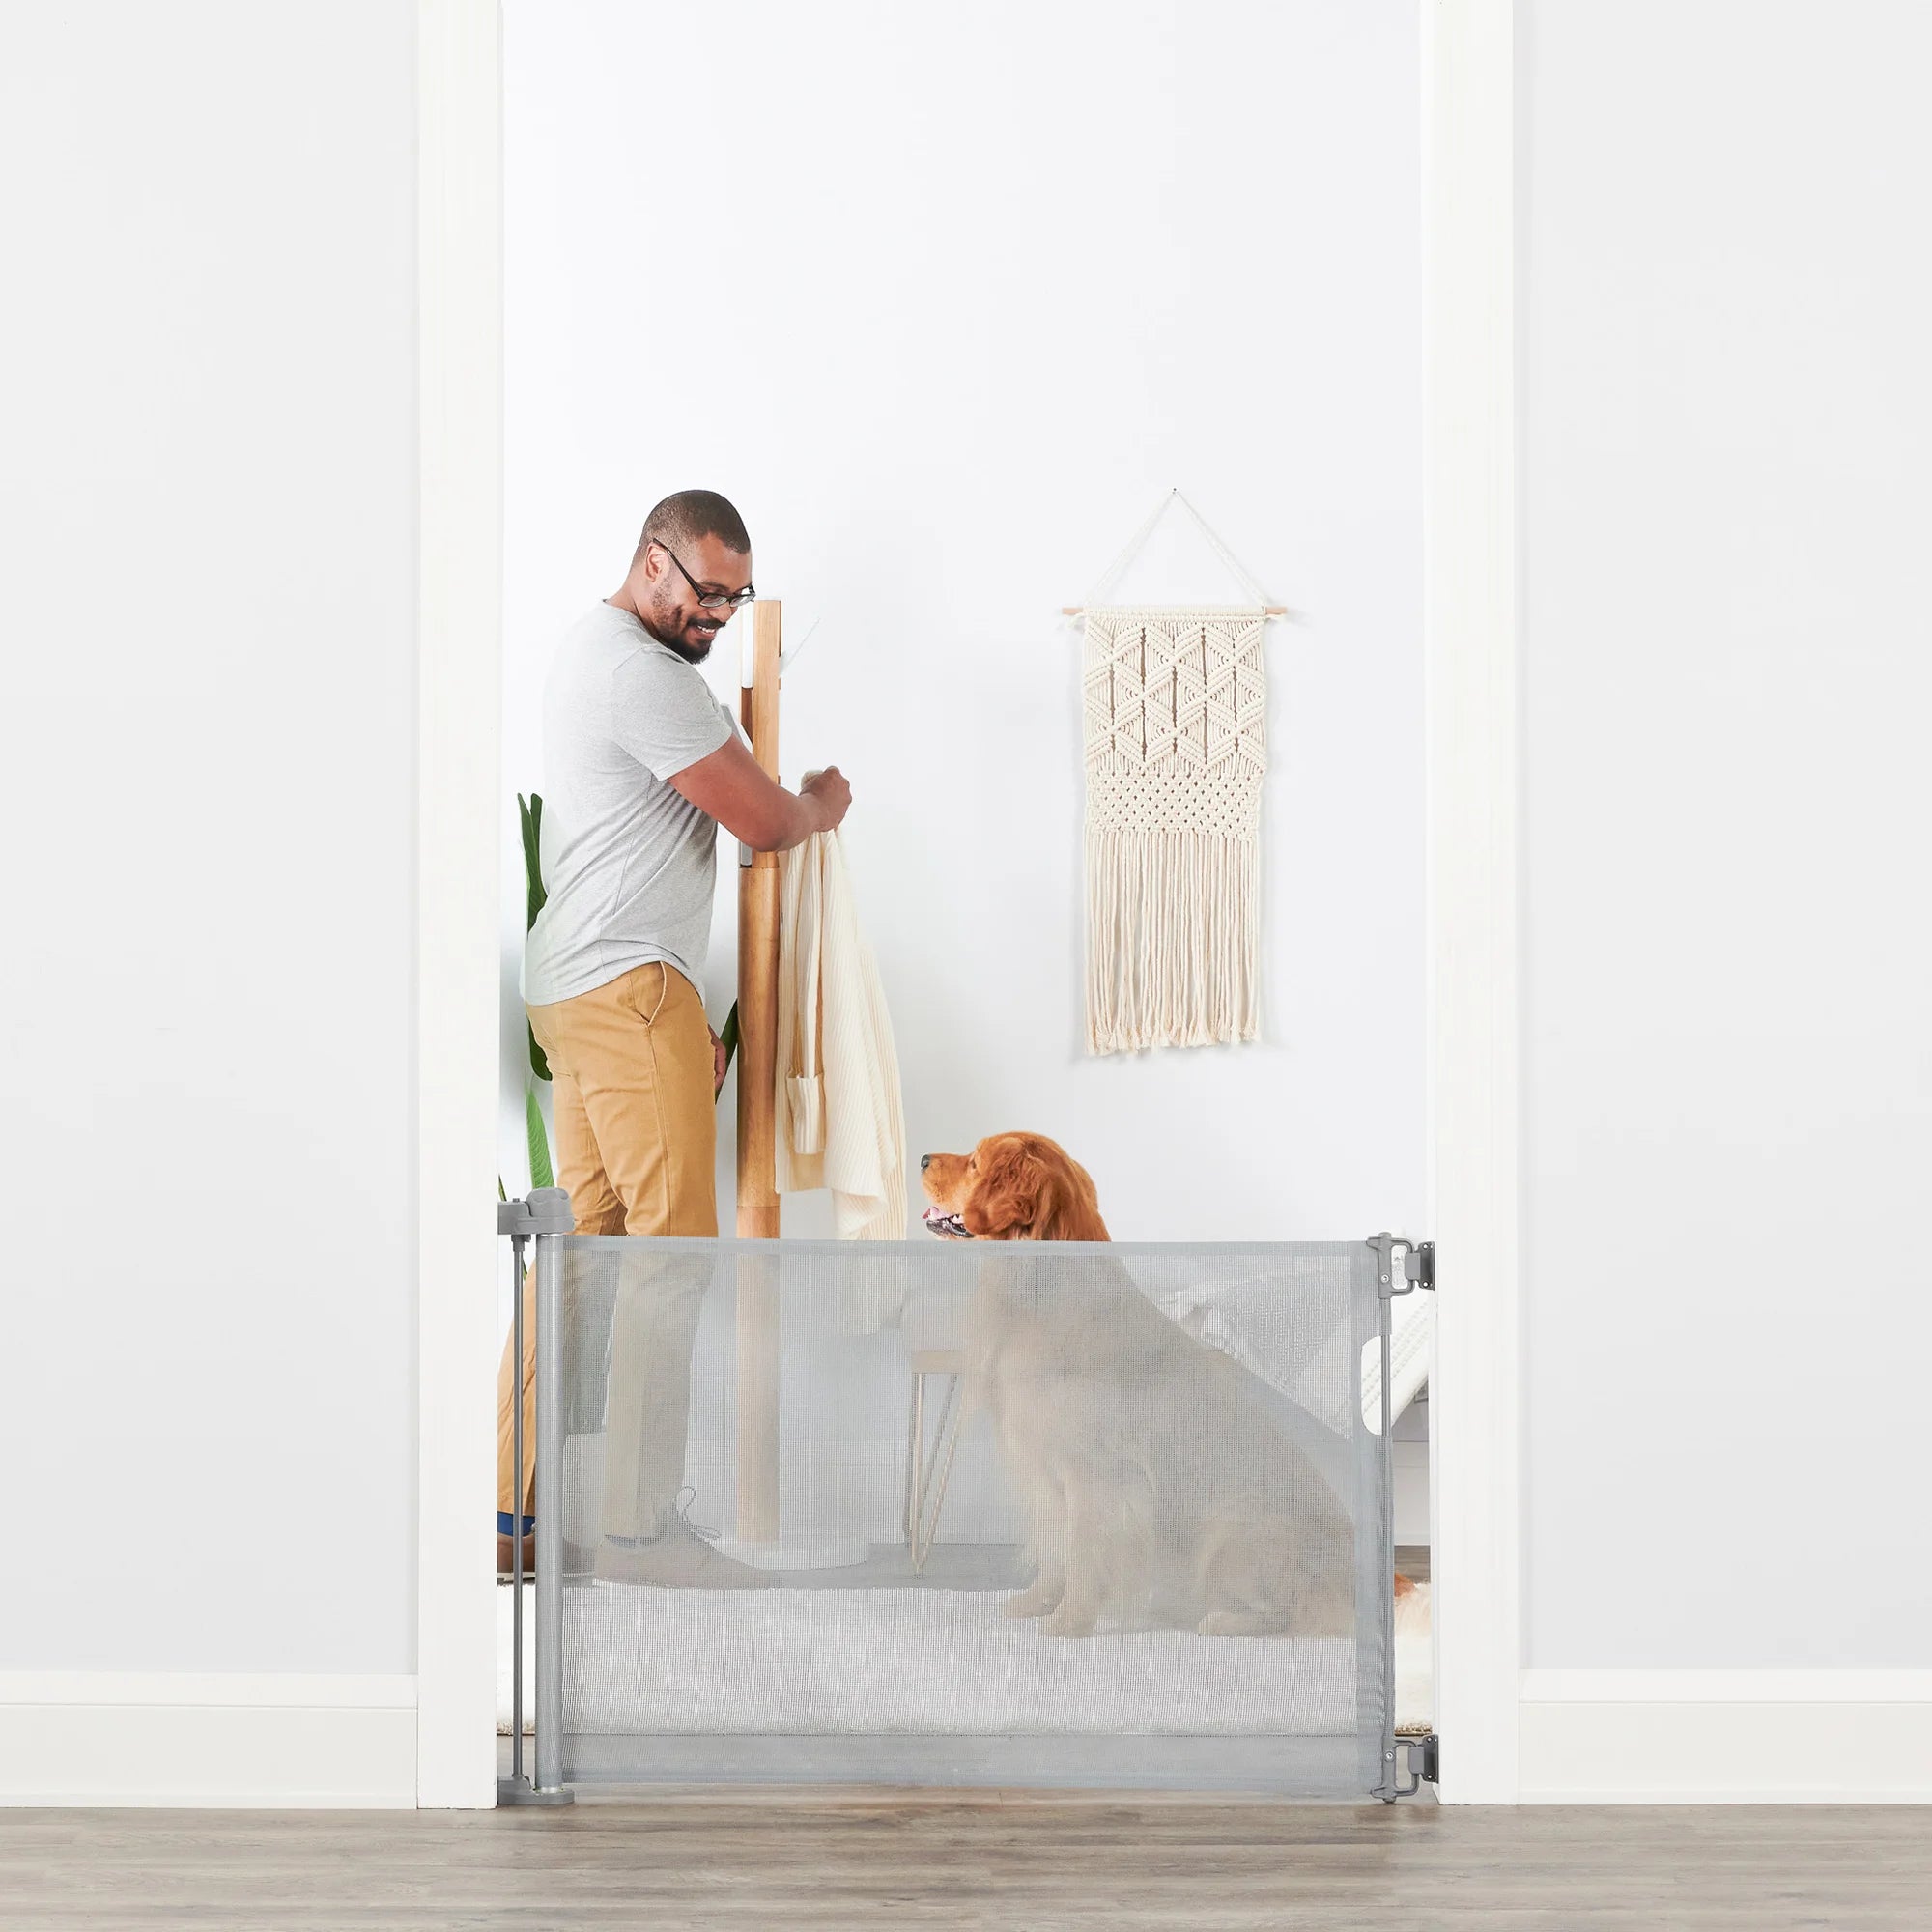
[526,1082,554,1192]
[519,792,548,930]
[519,792,552,1081]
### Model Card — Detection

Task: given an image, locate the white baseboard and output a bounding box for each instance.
[14,1665,1926,1806]
[0,1672,418,1807]
[1519,1669,1932,1804]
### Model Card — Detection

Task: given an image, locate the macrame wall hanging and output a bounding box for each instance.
[1069,491,1286,1055]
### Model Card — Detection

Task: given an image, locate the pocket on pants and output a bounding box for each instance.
[623,961,673,1026]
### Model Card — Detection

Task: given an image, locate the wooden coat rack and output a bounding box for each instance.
[734,599,783,1540]
[736,598,783,1242]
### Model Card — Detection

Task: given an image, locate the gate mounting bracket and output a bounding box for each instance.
[498,1186,575,1237]
[1394,1732,1439,1795]
[1369,1233,1435,1298]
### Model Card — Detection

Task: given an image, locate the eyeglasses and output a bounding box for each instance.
[652,541,755,611]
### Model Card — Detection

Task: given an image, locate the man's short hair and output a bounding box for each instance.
[639,490,752,560]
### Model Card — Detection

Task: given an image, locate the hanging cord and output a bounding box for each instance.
[1081,492,1178,608]
[1077,487,1278,611]
[1171,488,1273,605]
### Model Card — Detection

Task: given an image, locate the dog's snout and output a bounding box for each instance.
[920,1153,931,1171]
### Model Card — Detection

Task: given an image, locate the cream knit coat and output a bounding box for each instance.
[772,829,908,1240]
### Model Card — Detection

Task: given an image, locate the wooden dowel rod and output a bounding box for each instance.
[734,1257,780,1543]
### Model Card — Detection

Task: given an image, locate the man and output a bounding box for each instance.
[497,489,850,1581]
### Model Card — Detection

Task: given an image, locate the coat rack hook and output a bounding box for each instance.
[777,613,821,676]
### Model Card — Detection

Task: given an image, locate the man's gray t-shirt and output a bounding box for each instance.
[523,603,736,1008]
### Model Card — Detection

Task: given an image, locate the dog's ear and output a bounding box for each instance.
[965,1136,1049,1239]
[1030,1141,1106,1242]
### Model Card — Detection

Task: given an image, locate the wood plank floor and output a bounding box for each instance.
[4,1801,1927,1930]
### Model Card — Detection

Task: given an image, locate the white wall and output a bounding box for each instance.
[6,0,1917,1811]
[1520,0,1932,1669]
[501,0,1426,1249]
[0,3,418,1675]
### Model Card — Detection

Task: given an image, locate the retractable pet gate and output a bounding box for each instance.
[498,1194,1435,1802]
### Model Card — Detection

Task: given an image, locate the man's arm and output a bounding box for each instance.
[670,738,851,852]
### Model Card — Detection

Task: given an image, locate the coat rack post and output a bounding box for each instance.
[734,598,782,1542]
[736,599,782,1240]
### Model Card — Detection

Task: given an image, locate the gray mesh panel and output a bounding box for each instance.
[544,1236,1389,1796]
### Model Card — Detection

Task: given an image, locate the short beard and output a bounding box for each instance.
[639,601,713,664]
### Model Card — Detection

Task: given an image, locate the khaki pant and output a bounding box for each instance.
[496,960,718,1534]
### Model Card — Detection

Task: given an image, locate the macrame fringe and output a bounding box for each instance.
[1086,827,1259,1053]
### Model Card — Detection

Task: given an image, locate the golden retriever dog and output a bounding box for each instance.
[919,1132,1110,1245]
[919,1134,1356,1641]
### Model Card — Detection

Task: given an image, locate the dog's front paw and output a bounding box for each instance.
[1003,1585,1060,1619]
[1040,1606,1097,1639]
[1197,1609,1288,1638]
